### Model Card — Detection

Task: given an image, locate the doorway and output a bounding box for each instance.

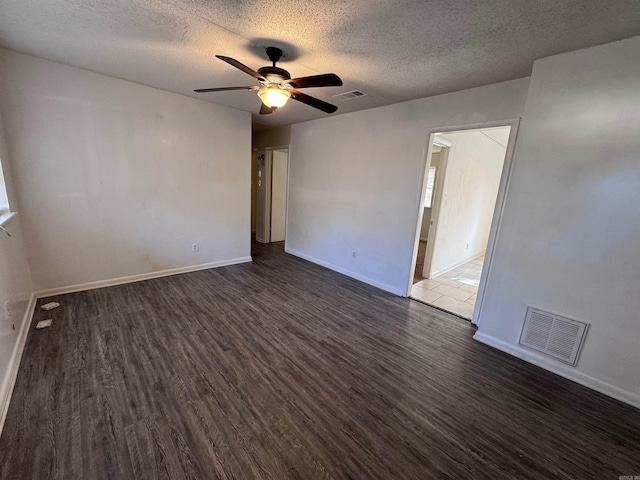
[409,122,517,322]
[255,146,289,245]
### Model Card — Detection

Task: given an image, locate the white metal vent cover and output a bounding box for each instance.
[519,307,589,365]
[332,90,367,101]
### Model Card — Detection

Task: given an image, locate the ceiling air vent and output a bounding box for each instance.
[519,307,589,366]
[332,90,367,101]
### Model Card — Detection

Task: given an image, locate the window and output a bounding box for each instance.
[423,166,436,208]
[0,160,8,212]
[0,158,14,233]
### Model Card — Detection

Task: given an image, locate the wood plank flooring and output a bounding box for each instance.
[1,242,639,479]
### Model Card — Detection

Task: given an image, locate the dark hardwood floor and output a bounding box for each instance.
[1,242,639,479]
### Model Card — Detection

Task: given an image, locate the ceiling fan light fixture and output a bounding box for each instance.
[258,86,291,108]
[195,49,341,115]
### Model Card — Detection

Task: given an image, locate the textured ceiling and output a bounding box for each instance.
[0,0,639,130]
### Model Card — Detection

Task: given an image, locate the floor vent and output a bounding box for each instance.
[519,307,589,365]
[332,90,367,101]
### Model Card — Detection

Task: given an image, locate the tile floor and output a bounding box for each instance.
[411,255,484,319]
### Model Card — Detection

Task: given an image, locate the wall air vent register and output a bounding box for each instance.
[332,90,367,101]
[519,306,589,366]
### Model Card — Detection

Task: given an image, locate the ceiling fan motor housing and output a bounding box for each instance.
[265,46,283,64]
[258,66,291,84]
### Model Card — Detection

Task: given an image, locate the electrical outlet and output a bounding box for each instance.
[192,243,199,252]
[352,251,356,258]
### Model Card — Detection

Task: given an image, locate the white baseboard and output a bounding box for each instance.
[0,293,37,434]
[34,256,253,298]
[285,248,405,296]
[431,251,486,279]
[474,331,640,409]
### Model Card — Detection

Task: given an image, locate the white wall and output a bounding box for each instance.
[287,78,529,294]
[476,37,640,406]
[0,110,33,430]
[0,49,252,292]
[0,217,32,427]
[429,130,506,276]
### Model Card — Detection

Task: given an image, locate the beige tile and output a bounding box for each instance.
[432,284,473,302]
[451,276,480,285]
[465,294,477,304]
[410,286,442,304]
[413,279,442,290]
[439,269,463,279]
[460,273,481,281]
[458,264,478,272]
[459,272,479,279]
[459,283,478,293]
[432,296,475,319]
[433,257,486,289]
[435,277,465,288]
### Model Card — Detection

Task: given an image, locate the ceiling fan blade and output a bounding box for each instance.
[216,55,265,81]
[259,103,276,115]
[290,90,338,114]
[194,86,259,93]
[283,73,343,89]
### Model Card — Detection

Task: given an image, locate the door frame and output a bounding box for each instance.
[421,136,452,281]
[406,118,521,326]
[257,145,290,244]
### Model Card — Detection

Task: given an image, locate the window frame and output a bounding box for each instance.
[423,166,436,208]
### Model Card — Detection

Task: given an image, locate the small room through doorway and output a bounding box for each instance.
[410,125,512,320]
[254,146,289,246]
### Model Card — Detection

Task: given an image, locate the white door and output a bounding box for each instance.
[270,150,288,242]
[423,146,449,278]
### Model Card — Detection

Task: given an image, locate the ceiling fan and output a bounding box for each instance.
[194,47,343,115]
